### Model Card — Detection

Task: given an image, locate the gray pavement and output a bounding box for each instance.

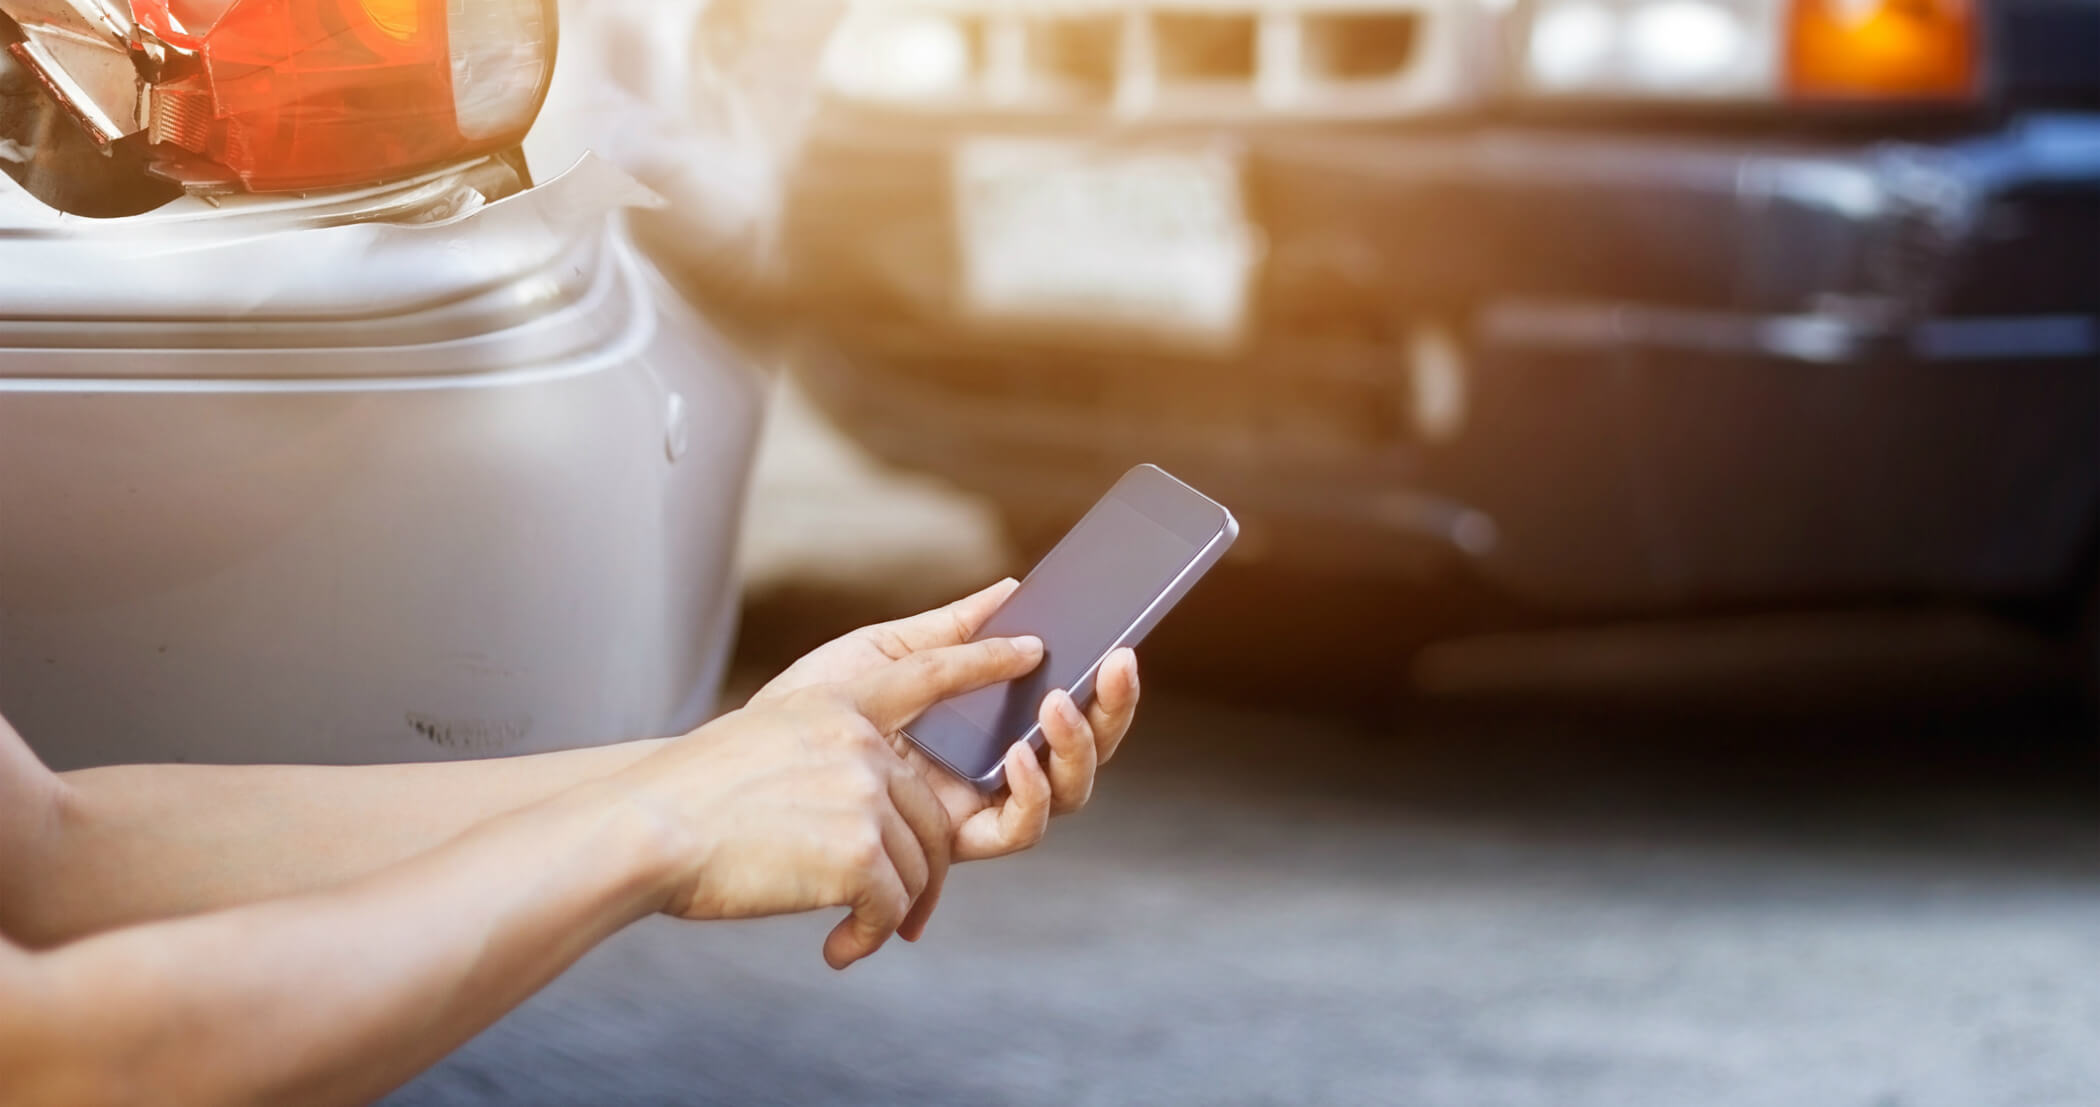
[387,382,2100,1106]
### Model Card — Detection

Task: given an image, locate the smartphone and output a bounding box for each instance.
[903,464,1238,792]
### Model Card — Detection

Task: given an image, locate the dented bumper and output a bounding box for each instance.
[783,112,2100,609]
[0,158,766,768]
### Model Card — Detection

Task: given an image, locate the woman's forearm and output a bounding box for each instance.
[1,775,678,1107]
[16,738,669,947]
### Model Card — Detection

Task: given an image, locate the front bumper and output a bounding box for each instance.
[0,208,765,770]
[782,111,2100,610]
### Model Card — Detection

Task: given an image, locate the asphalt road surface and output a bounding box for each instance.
[387,383,2100,1107]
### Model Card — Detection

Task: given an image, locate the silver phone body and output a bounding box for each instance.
[902,464,1238,793]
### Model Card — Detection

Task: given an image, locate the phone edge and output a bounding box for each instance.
[949,504,1240,794]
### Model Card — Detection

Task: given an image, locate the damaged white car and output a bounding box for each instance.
[0,0,764,769]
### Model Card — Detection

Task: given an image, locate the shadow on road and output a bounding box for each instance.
[741,580,2100,888]
[392,587,2100,1107]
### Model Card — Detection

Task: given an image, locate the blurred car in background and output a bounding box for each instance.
[0,0,763,770]
[763,0,2100,671]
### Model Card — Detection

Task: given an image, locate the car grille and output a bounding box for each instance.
[895,2,1469,118]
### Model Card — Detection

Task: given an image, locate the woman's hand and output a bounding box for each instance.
[751,579,1142,872]
[621,634,1044,968]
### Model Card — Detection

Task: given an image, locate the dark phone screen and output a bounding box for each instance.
[907,490,1205,777]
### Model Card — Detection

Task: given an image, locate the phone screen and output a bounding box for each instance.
[904,467,1231,786]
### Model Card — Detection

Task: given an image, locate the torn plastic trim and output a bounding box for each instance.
[0,43,177,215]
[0,0,173,144]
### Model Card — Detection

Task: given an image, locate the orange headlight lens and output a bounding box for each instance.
[360,0,421,41]
[1787,0,1978,101]
[131,0,553,192]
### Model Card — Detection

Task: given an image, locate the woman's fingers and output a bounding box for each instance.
[1039,689,1098,815]
[861,578,1021,658]
[851,636,1043,735]
[889,763,953,942]
[1089,649,1140,765]
[805,637,1137,964]
[915,650,1142,863]
[875,804,931,913]
[822,847,911,970]
[828,740,952,964]
[954,741,1053,861]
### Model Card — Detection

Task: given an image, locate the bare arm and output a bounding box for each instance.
[0,635,1050,1106]
[0,775,674,1107]
[10,580,1139,950]
[15,736,668,947]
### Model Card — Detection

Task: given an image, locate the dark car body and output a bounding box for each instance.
[777,0,2100,621]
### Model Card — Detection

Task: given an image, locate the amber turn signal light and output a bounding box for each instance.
[1788,0,1978,101]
